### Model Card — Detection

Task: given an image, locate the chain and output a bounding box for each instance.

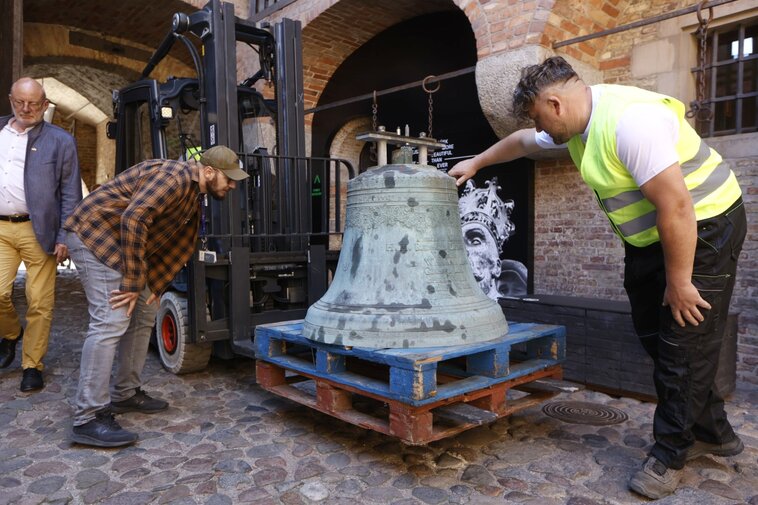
[372,90,378,131]
[428,93,434,138]
[369,90,378,162]
[687,0,714,122]
[422,75,440,138]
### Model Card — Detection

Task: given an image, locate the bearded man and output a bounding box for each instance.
[63,146,248,447]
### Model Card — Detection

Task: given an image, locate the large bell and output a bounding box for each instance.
[303,157,508,348]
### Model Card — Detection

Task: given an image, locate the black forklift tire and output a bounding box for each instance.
[156,291,211,374]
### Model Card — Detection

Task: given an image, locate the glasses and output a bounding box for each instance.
[9,97,47,111]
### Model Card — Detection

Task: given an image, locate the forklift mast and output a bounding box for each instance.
[108,0,352,372]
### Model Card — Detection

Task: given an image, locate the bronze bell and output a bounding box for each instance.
[303,133,508,348]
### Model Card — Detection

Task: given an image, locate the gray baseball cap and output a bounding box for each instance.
[198,146,249,181]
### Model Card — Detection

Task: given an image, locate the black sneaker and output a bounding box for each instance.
[72,410,138,447]
[20,368,44,392]
[110,388,168,414]
[629,456,682,500]
[0,328,21,368]
[687,436,744,460]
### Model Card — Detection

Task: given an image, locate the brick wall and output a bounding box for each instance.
[74,122,97,192]
[728,157,758,386]
[533,158,625,301]
[51,116,97,192]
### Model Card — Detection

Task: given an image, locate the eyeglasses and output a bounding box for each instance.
[9,97,47,111]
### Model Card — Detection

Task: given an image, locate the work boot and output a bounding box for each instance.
[20,368,44,392]
[72,409,138,447]
[629,456,682,500]
[0,327,22,368]
[687,436,744,461]
[110,388,168,414]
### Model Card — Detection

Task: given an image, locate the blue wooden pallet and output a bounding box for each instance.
[255,320,565,407]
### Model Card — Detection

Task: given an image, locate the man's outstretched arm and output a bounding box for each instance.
[448,128,541,186]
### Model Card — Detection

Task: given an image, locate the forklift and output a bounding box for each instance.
[107,0,353,373]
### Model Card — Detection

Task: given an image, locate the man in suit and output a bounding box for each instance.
[0,77,82,391]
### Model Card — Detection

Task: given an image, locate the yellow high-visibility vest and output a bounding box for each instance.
[567,84,742,247]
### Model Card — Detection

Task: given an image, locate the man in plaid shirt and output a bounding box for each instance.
[64,145,248,447]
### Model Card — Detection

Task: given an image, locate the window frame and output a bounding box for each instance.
[696,18,758,137]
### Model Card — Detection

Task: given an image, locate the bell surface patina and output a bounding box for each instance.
[303,162,508,348]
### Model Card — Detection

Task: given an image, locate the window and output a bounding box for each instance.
[695,19,758,137]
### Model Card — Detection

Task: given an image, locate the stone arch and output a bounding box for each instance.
[22,65,120,187]
[329,116,371,171]
[326,116,371,248]
[24,62,129,118]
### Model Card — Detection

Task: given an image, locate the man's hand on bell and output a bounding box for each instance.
[448,158,478,187]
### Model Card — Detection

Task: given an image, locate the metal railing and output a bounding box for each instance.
[199,152,355,254]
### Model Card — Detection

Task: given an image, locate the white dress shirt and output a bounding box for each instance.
[0,120,31,215]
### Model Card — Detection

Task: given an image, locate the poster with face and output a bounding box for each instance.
[458,177,528,299]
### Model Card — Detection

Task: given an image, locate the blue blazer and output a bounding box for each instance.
[0,115,83,254]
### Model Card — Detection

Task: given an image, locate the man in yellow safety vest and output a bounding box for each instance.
[449,56,746,500]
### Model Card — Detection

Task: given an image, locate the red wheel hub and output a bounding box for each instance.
[161,313,178,354]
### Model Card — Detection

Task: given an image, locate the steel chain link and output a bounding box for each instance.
[369,90,378,161]
[372,90,378,132]
[428,93,434,138]
[422,75,440,138]
[687,0,714,122]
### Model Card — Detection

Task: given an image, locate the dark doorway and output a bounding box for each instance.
[310,9,533,296]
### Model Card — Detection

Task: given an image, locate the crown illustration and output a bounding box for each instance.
[458,177,516,248]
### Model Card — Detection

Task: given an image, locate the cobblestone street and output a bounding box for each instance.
[1,271,756,505]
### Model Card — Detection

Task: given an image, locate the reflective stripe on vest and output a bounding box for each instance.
[601,141,714,213]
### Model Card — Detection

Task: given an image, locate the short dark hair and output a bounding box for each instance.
[512,56,579,120]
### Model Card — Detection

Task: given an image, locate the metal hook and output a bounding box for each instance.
[422,75,440,94]
[696,0,713,26]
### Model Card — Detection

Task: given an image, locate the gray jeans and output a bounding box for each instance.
[66,232,158,426]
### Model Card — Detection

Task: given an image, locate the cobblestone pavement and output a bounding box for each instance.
[1,270,757,505]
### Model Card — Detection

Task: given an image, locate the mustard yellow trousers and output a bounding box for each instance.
[0,221,57,371]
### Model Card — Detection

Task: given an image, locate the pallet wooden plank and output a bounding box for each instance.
[389,362,437,401]
[435,402,499,425]
[315,349,346,374]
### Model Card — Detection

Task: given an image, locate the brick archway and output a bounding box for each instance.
[278,0,635,132]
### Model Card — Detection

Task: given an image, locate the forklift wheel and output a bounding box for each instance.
[156,292,211,374]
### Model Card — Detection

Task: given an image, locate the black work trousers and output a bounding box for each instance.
[623,197,746,469]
